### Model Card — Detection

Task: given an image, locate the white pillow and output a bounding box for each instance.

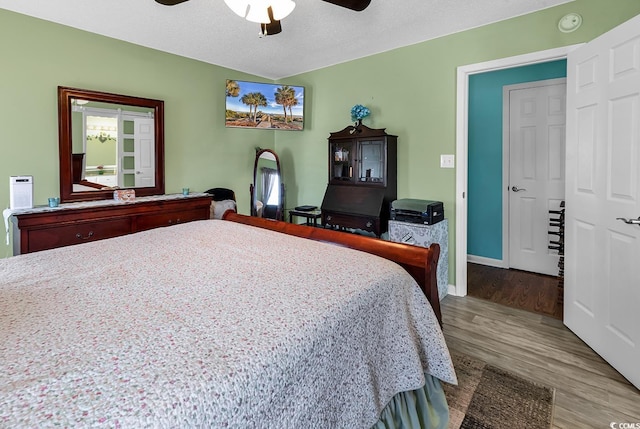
[210,199,237,219]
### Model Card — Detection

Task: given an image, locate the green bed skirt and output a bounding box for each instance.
[372,374,449,429]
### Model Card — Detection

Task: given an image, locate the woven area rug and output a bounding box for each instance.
[443,352,555,429]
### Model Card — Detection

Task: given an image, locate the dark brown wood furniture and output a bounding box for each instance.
[288,208,322,226]
[72,153,85,183]
[250,148,285,220]
[223,211,442,324]
[58,86,165,203]
[321,124,397,236]
[12,195,211,255]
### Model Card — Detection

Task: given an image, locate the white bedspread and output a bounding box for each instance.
[0,220,456,428]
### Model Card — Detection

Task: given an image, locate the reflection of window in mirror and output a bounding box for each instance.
[264,169,280,206]
[71,100,155,190]
[251,148,284,220]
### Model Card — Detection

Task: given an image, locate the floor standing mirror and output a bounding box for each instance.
[250,148,285,220]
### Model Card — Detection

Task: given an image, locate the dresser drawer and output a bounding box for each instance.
[26,217,132,253]
[135,209,206,231]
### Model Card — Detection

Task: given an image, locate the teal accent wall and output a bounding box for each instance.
[467,60,567,261]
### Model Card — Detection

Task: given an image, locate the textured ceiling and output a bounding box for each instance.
[0,0,572,79]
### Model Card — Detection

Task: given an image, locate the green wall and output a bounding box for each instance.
[275,0,640,285]
[2,1,640,286]
[0,8,274,219]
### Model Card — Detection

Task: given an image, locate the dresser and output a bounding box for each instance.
[11,194,212,255]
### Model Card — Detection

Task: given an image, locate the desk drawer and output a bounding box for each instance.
[26,218,132,253]
[322,211,380,235]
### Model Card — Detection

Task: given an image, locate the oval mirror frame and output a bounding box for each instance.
[58,86,165,202]
[250,148,285,220]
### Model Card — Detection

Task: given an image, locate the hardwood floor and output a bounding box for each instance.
[441,296,640,428]
[467,262,563,319]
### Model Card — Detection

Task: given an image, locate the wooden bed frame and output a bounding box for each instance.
[223,212,442,324]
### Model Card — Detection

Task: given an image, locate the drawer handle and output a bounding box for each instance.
[366,221,372,228]
[327,215,332,221]
[75,231,94,240]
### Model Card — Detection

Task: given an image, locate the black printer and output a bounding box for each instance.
[390,199,444,225]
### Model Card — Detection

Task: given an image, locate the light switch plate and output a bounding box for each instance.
[440,154,455,169]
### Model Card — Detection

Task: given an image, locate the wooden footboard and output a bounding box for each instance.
[222,212,442,324]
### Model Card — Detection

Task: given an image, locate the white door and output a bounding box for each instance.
[565,14,640,389]
[134,117,155,187]
[507,80,566,275]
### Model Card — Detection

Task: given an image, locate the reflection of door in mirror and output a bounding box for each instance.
[70,101,155,191]
[251,149,284,220]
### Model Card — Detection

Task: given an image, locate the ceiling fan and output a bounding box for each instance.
[155,0,372,36]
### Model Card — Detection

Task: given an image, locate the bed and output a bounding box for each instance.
[0,213,457,428]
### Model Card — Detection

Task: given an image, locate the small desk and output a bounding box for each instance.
[289,209,322,226]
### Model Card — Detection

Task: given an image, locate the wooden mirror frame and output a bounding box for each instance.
[250,148,285,220]
[58,86,165,202]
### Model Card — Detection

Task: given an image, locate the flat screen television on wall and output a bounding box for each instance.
[225,80,304,131]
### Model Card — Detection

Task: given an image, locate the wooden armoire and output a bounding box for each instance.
[321,123,397,236]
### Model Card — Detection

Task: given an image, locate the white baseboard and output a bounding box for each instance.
[466,255,507,268]
[447,284,459,297]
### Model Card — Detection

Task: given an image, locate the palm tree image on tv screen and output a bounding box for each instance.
[225,80,304,130]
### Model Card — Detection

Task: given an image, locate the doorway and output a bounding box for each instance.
[79,107,156,189]
[454,45,582,298]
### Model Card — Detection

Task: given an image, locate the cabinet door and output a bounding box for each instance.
[357,139,385,185]
[329,140,356,183]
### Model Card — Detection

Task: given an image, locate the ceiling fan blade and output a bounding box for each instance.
[155,0,190,5]
[321,0,371,11]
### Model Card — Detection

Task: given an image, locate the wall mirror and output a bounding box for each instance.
[250,148,284,220]
[58,86,165,202]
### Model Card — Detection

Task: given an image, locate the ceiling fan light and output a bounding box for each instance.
[270,0,295,21]
[224,0,250,18]
[245,1,271,23]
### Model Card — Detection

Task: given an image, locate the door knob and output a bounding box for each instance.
[616,217,640,225]
[511,186,527,192]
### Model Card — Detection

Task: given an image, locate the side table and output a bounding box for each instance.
[288,209,322,226]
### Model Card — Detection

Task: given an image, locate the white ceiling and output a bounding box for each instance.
[0,0,572,79]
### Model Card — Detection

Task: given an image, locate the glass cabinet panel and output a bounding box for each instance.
[330,140,355,183]
[358,140,384,184]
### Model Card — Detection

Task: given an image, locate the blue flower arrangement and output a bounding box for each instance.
[350,104,371,122]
